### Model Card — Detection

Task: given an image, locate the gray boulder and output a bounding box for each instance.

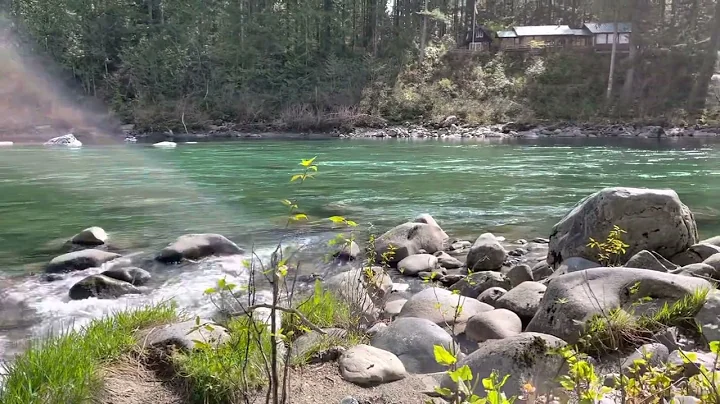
[555,257,600,276]
[145,319,230,351]
[397,254,439,276]
[398,287,492,332]
[702,236,720,247]
[507,264,533,287]
[440,333,567,396]
[532,261,553,281]
[339,344,407,385]
[676,263,720,280]
[466,233,507,271]
[102,267,151,286]
[47,249,121,273]
[382,299,407,319]
[626,250,677,272]
[69,275,145,300]
[336,241,361,261]
[526,267,711,344]
[495,281,547,323]
[695,290,720,342]
[449,271,511,298]
[477,287,507,306]
[465,309,522,342]
[371,317,454,374]
[671,244,720,266]
[703,253,720,271]
[156,233,244,263]
[70,226,108,246]
[620,343,670,372]
[374,221,448,265]
[450,240,472,251]
[547,187,698,268]
[434,251,463,269]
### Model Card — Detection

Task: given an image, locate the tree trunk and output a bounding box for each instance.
[606,17,619,101]
[419,14,427,63]
[688,0,720,115]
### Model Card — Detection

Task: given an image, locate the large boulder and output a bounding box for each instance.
[371,317,454,374]
[398,287,493,332]
[449,271,511,298]
[440,333,567,396]
[339,344,407,385]
[670,244,720,266]
[465,309,522,342]
[374,221,448,265]
[70,226,108,246]
[44,134,82,147]
[507,264,533,287]
[547,188,698,268]
[695,290,720,342]
[46,249,121,273]
[156,233,244,263]
[69,275,145,300]
[145,319,230,351]
[526,267,711,344]
[466,233,506,271]
[495,281,547,323]
[626,250,677,272]
[397,254,439,276]
[101,267,151,286]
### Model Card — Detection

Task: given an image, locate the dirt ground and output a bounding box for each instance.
[96,358,443,404]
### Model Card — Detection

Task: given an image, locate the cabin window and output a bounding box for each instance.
[596,33,616,44]
[619,33,630,44]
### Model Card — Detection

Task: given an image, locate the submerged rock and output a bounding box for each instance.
[102,266,151,286]
[547,187,697,267]
[44,134,82,147]
[69,274,145,300]
[70,226,108,246]
[156,233,244,263]
[46,249,121,273]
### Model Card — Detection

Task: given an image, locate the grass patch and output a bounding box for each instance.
[578,288,709,355]
[0,303,177,404]
[173,316,274,404]
[282,280,360,335]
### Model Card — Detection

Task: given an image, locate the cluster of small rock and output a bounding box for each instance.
[347,118,720,140]
[292,187,720,403]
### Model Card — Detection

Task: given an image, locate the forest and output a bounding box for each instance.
[2,0,720,131]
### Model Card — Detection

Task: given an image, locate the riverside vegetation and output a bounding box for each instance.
[3,0,720,135]
[4,158,720,403]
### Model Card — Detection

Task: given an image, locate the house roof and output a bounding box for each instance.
[513,25,588,37]
[583,22,632,34]
[497,30,517,38]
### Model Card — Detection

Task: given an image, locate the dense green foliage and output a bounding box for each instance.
[0,304,177,404]
[3,0,720,130]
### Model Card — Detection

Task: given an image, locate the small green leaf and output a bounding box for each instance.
[204,324,215,332]
[346,220,358,227]
[195,316,201,326]
[300,156,317,167]
[433,345,457,366]
[449,365,473,383]
[434,387,453,397]
[328,216,346,224]
[292,213,308,221]
[281,199,293,206]
[482,376,494,390]
[290,174,304,182]
[710,341,720,354]
[203,287,216,295]
[217,278,227,289]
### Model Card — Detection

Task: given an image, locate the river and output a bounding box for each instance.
[1,137,720,360]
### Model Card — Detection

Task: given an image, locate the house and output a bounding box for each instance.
[496,25,590,51]
[582,22,632,53]
[466,25,494,51]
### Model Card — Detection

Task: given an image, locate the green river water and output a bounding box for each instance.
[1,137,720,357]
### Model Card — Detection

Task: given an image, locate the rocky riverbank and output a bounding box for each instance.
[6,185,720,403]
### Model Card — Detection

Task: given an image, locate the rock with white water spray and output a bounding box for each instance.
[69,274,146,300]
[0,141,13,146]
[153,141,177,148]
[101,266,151,286]
[70,226,108,246]
[44,134,82,147]
[156,233,244,263]
[339,344,407,385]
[46,249,121,273]
[548,187,697,267]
